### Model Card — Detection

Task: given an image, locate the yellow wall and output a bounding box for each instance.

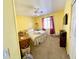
[3,0,21,59]
[33,17,41,30]
[63,0,72,56]
[33,10,64,35]
[64,0,76,59]
[16,16,34,32]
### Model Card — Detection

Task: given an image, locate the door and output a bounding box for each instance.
[70,1,76,59]
[3,0,21,59]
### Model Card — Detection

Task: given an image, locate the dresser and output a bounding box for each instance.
[18,31,31,57]
[60,30,67,47]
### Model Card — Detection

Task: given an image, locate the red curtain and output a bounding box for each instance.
[42,18,45,30]
[42,16,55,33]
[50,16,55,34]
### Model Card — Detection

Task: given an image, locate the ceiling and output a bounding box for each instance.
[14,0,66,16]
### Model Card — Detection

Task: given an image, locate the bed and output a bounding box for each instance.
[27,29,47,46]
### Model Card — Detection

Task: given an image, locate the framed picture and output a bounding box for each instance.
[63,13,68,25]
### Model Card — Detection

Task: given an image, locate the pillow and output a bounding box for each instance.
[27,29,34,32]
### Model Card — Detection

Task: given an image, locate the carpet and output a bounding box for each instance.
[31,35,69,59]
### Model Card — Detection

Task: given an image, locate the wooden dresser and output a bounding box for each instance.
[18,31,31,57]
[60,30,67,47]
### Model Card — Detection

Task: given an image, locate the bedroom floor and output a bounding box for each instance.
[31,35,70,59]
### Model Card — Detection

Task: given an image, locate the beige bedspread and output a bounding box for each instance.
[27,30,47,45]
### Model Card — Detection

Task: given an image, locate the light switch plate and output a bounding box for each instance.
[3,48,10,59]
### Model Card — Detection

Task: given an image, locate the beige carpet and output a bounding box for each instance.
[31,35,69,59]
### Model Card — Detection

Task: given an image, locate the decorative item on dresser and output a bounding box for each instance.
[18,31,29,41]
[60,30,67,47]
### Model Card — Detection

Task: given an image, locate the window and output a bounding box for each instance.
[42,16,55,34]
[43,17,50,29]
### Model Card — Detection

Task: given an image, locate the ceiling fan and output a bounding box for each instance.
[20,3,40,13]
[20,3,37,9]
[19,3,43,15]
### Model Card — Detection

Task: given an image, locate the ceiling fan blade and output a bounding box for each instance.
[20,3,35,9]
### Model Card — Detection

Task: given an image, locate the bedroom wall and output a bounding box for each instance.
[63,0,73,58]
[33,10,64,35]
[16,16,34,32]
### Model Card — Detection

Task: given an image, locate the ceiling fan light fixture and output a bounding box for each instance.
[40,11,43,13]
